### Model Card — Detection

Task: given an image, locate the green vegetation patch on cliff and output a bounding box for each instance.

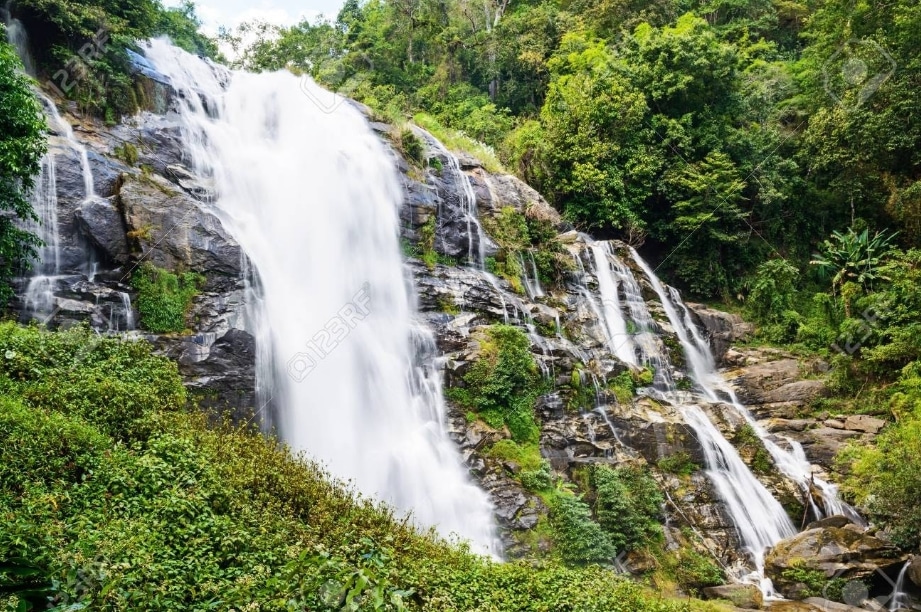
[447,324,548,443]
[132,263,203,334]
[0,323,701,611]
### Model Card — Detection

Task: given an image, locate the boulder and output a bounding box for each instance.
[909,555,921,588]
[702,584,763,609]
[842,415,887,434]
[765,525,908,599]
[686,303,754,363]
[74,196,129,264]
[117,172,242,292]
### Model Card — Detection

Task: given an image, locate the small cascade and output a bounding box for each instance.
[630,248,862,523]
[520,251,545,299]
[629,246,867,593]
[588,243,636,365]
[587,241,675,391]
[119,292,135,331]
[890,560,912,611]
[684,406,796,591]
[2,7,35,76]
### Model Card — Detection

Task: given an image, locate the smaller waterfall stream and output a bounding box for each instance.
[630,248,862,524]
[890,560,912,611]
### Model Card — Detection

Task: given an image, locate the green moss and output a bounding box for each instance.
[113,142,139,166]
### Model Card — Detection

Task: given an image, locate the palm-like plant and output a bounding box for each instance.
[810,228,899,293]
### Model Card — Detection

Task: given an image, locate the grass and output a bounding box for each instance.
[413,112,505,173]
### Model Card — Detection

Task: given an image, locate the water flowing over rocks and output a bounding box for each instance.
[13,52,905,604]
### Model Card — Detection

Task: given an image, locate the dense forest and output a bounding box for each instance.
[1,0,920,609]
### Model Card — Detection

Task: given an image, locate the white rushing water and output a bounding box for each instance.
[144,39,497,553]
[630,247,862,523]
[627,247,874,593]
[589,243,636,365]
[890,560,912,611]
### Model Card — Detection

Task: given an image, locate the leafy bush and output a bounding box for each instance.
[746,259,800,325]
[0,37,45,306]
[132,263,202,333]
[810,228,898,295]
[839,368,921,548]
[657,452,699,477]
[549,493,617,565]
[447,325,547,444]
[592,465,664,552]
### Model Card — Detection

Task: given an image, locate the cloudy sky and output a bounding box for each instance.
[164,0,344,35]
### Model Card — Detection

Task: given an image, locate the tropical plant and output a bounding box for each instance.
[810,228,898,294]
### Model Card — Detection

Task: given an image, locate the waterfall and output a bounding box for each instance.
[521,251,544,299]
[589,243,636,365]
[630,248,862,524]
[144,39,497,553]
[890,560,912,611]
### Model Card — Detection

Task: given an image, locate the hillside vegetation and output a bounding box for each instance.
[0,323,721,611]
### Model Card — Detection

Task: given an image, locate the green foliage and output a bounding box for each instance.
[669,549,725,593]
[10,0,220,118]
[0,323,694,612]
[810,228,898,294]
[747,258,800,324]
[447,325,546,444]
[732,424,773,475]
[398,128,424,165]
[549,493,618,565]
[112,141,139,165]
[131,263,202,334]
[780,563,847,600]
[839,368,921,549]
[0,36,45,307]
[657,452,699,477]
[592,465,664,552]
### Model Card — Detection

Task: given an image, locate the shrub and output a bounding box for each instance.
[0,323,694,612]
[132,263,202,333]
[592,465,664,552]
[657,452,699,477]
[447,325,547,444]
[549,493,617,565]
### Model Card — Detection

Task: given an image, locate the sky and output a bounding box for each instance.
[163,0,345,36]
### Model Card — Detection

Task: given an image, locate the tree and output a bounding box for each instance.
[0,34,45,307]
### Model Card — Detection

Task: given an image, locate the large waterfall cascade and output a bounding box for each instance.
[5,19,868,586]
[143,39,497,554]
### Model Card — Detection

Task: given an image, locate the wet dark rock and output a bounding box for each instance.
[117,172,242,292]
[75,196,129,264]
